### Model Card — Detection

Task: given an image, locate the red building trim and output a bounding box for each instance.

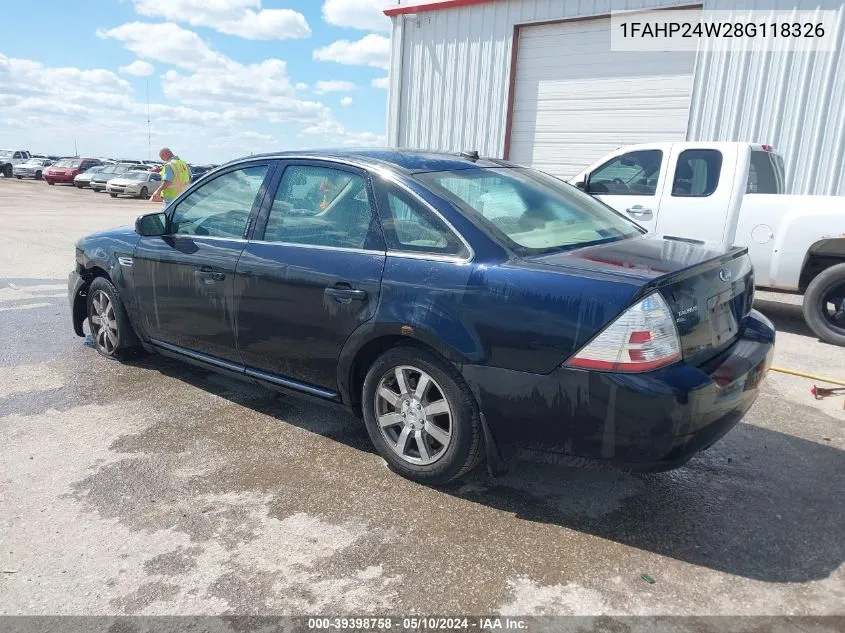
[384,0,497,17]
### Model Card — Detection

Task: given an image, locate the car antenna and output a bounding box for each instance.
[460,150,479,161]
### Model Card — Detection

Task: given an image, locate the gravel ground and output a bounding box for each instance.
[1,178,843,621]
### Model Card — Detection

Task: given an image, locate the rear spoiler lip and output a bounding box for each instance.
[632,245,749,303]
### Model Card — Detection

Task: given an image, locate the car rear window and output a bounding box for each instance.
[747,150,785,194]
[54,159,81,168]
[416,168,643,254]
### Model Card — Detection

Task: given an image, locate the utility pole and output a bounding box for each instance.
[146,78,152,161]
[74,140,78,157]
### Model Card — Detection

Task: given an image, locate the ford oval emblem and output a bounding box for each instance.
[719,269,732,283]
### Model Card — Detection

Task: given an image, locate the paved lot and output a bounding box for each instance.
[1,178,844,617]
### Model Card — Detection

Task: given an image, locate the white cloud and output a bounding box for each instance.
[97,22,228,70]
[313,34,390,70]
[119,60,155,77]
[301,119,385,147]
[340,96,354,106]
[295,82,308,90]
[371,76,389,89]
[131,0,310,40]
[314,80,357,94]
[322,0,391,32]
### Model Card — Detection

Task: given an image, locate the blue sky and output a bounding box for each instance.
[0,0,393,163]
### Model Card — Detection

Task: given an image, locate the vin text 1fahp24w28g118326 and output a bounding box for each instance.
[68,150,775,485]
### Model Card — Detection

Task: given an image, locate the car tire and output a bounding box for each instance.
[803,262,845,346]
[2,165,11,178]
[86,277,139,360]
[15,176,21,179]
[139,187,148,199]
[361,345,484,485]
[47,180,55,185]
[109,193,118,198]
[35,171,42,180]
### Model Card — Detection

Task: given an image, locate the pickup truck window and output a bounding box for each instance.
[747,150,783,194]
[672,149,722,197]
[587,150,662,196]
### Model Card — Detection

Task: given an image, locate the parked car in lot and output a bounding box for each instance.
[1,149,31,177]
[572,142,845,346]
[90,164,133,192]
[106,170,161,199]
[13,157,53,180]
[74,165,106,189]
[69,150,774,484]
[44,158,102,186]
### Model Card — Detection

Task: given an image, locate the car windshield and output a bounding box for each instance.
[114,165,131,173]
[24,158,43,165]
[84,166,105,174]
[54,159,81,168]
[417,167,644,254]
[123,171,149,180]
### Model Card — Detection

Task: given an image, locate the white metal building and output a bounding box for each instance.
[384,0,845,196]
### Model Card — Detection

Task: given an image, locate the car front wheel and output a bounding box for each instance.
[362,346,484,485]
[803,262,845,346]
[86,277,137,359]
[139,186,148,199]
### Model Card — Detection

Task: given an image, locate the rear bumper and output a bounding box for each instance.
[463,310,775,471]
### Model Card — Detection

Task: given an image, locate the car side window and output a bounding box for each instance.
[263,165,379,250]
[588,150,662,196]
[13,152,22,159]
[169,165,268,239]
[378,183,468,258]
[672,149,722,197]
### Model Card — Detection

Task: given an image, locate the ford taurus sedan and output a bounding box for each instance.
[69,150,775,484]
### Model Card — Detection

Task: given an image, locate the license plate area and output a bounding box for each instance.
[708,289,738,347]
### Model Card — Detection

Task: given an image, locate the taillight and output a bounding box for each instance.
[760,144,775,152]
[565,292,681,373]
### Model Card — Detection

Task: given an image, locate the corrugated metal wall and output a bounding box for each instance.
[389,0,845,195]
[389,0,690,157]
[687,1,845,195]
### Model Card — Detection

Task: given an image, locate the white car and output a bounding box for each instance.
[572,142,845,345]
[105,170,161,199]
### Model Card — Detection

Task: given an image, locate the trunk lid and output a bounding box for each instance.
[527,235,755,365]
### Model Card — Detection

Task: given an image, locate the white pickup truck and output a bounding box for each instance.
[571,142,845,346]
[0,149,32,178]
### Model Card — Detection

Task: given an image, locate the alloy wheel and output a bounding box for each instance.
[374,365,453,465]
[90,290,119,355]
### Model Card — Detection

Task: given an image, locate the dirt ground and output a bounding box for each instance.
[1,178,843,621]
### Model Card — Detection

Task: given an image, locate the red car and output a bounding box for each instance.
[44,157,102,185]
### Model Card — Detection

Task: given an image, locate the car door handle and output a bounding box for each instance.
[325,285,367,302]
[625,205,653,217]
[196,267,226,281]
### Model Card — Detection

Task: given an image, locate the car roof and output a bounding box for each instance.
[245,148,517,174]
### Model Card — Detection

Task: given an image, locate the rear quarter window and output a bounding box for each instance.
[671,149,722,197]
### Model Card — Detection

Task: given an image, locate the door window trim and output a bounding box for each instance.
[251,159,386,254]
[164,159,278,241]
[587,149,664,197]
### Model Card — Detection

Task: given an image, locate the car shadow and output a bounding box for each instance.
[125,352,845,585]
[754,297,816,338]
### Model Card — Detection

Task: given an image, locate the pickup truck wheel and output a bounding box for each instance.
[2,165,11,178]
[803,262,845,346]
[86,277,138,360]
[361,346,484,485]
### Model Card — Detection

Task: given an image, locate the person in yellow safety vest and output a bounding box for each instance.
[150,147,191,207]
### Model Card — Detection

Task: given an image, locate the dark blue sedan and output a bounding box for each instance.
[69,150,775,484]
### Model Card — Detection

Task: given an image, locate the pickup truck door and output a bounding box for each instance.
[653,144,739,244]
[580,146,668,232]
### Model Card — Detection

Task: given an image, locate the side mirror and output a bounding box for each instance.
[135,212,167,237]
[574,180,587,191]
